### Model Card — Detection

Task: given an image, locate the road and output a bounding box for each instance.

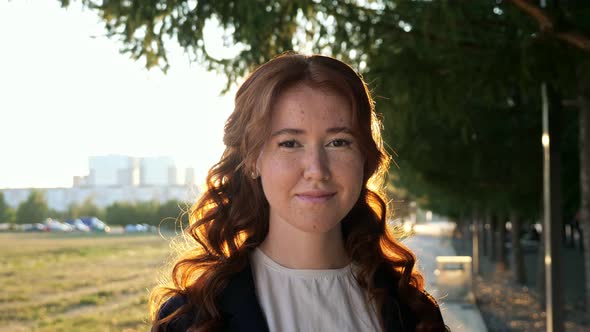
[403,223,488,332]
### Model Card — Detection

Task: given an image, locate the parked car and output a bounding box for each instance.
[65,219,91,232]
[124,223,156,233]
[80,216,111,232]
[504,226,540,253]
[125,224,147,233]
[0,223,12,232]
[22,223,47,232]
[44,218,73,232]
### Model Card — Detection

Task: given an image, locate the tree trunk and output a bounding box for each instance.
[576,225,590,252]
[482,211,489,257]
[547,84,564,331]
[472,209,480,276]
[537,226,546,306]
[510,211,526,284]
[561,220,571,247]
[495,213,507,271]
[577,61,590,314]
[489,214,498,262]
[568,222,575,248]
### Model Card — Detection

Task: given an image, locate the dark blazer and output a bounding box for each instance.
[156,264,446,332]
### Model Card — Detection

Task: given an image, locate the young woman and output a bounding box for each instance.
[150,53,447,332]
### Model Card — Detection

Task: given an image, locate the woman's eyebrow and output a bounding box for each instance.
[326,127,354,134]
[271,127,354,137]
[270,128,304,137]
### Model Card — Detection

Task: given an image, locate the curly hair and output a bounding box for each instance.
[149,53,442,331]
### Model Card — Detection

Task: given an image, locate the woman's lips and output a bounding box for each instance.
[295,191,336,203]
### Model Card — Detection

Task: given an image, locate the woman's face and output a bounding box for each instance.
[256,83,365,236]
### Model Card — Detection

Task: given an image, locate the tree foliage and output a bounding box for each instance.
[156,199,190,227]
[104,199,188,227]
[16,190,49,224]
[67,197,105,220]
[0,192,16,224]
[59,0,590,219]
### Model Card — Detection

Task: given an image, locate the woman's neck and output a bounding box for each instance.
[258,222,349,270]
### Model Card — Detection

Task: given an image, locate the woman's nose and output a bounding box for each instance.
[303,147,331,181]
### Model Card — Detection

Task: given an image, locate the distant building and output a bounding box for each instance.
[168,166,178,187]
[72,175,90,187]
[1,186,198,212]
[140,157,177,186]
[88,155,139,187]
[79,155,184,188]
[0,155,200,212]
[184,167,195,186]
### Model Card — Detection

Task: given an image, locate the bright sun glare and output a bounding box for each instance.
[0,0,236,189]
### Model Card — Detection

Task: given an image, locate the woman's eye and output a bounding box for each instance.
[328,139,352,147]
[278,140,299,148]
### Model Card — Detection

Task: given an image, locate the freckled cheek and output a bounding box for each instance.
[329,153,365,176]
[262,156,300,180]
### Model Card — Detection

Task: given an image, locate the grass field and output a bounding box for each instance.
[0,232,176,332]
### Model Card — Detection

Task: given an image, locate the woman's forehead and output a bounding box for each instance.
[269,84,355,129]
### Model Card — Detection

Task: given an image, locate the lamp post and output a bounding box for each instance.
[541,80,564,331]
[541,82,554,331]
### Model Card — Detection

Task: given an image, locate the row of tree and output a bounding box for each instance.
[0,191,189,228]
[56,0,588,227]
[59,0,590,317]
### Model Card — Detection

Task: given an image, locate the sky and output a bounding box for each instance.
[0,0,238,189]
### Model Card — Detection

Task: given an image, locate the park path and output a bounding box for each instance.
[403,223,488,332]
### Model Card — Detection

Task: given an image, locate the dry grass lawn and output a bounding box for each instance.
[0,232,176,332]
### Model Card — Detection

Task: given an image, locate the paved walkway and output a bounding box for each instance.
[403,223,488,332]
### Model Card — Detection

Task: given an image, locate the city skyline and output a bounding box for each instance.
[1,154,202,212]
[1,153,196,189]
[0,1,236,189]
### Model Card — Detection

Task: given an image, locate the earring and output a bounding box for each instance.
[250,171,258,179]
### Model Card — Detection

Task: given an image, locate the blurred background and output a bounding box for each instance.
[1,0,589,331]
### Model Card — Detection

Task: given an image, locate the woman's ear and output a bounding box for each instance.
[254,150,264,176]
[246,152,262,179]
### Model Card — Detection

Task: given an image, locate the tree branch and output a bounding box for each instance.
[556,31,590,53]
[508,0,590,53]
[509,0,553,30]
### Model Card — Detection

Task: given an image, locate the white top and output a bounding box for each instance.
[250,248,382,332]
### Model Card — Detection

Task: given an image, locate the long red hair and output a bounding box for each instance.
[149,53,438,331]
